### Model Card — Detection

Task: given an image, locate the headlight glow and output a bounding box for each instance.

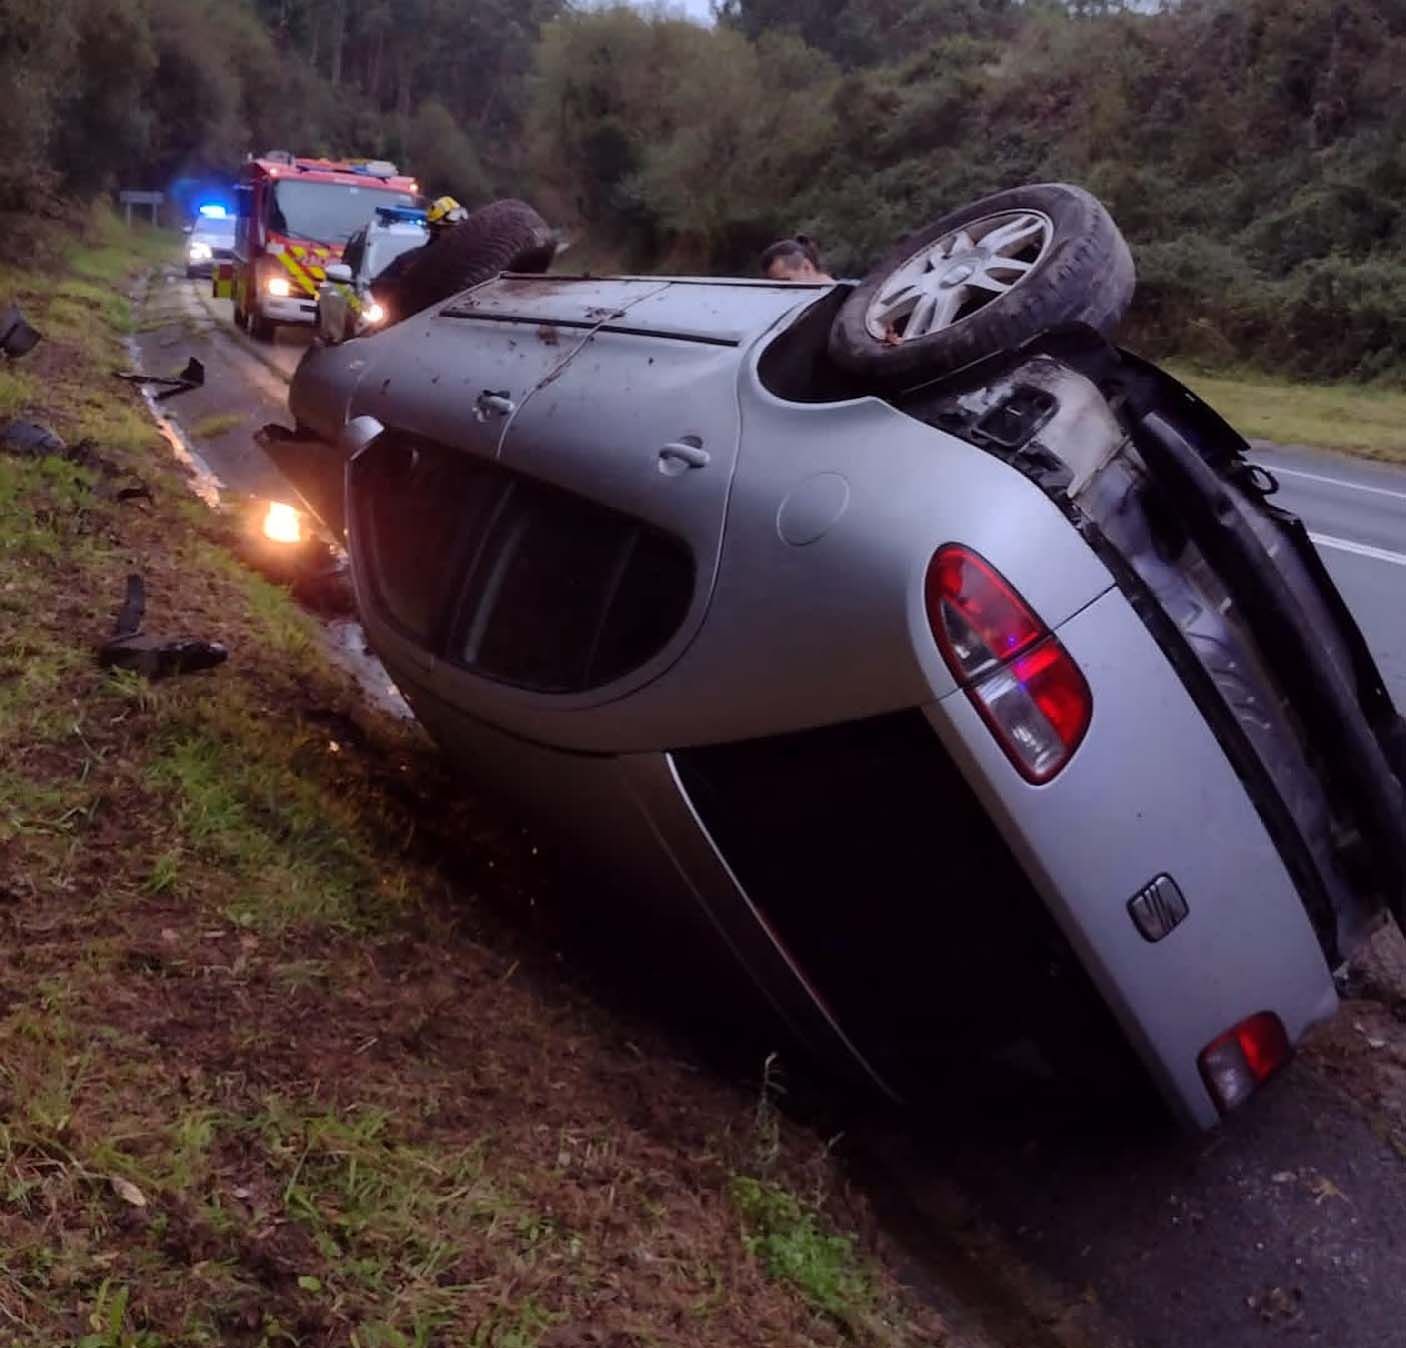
[266,275,292,298]
[262,501,303,544]
[187,242,213,261]
[364,301,386,325]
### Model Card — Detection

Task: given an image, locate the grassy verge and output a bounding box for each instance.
[1166,361,1406,465]
[0,209,947,1345]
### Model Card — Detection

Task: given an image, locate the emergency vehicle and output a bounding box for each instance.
[217,152,418,341]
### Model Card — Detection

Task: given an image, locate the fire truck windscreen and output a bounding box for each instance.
[270,180,416,243]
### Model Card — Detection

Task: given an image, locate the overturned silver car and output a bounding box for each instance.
[284,184,1406,1128]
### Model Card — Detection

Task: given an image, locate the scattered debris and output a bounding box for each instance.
[98,573,228,679]
[114,355,205,400]
[0,303,41,359]
[1354,1020,1390,1050]
[100,635,229,679]
[1308,1175,1350,1205]
[0,420,66,456]
[110,1176,148,1208]
[1,422,155,503]
[1247,1285,1304,1325]
[113,572,145,640]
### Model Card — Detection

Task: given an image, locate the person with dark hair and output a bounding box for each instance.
[760,234,834,283]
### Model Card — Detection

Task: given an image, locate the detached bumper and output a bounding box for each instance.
[928,583,1340,1129]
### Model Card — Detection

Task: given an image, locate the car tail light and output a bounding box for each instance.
[1198,1012,1290,1113]
[927,545,1092,783]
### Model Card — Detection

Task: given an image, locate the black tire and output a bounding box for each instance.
[232,302,248,331]
[249,310,275,342]
[828,182,1135,385]
[388,199,555,321]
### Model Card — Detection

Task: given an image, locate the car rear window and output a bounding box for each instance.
[353,437,499,645]
[456,481,693,693]
[355,434,693,691]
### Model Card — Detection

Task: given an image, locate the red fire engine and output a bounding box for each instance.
[219,152,418,341]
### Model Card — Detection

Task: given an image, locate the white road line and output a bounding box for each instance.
[1267,464,1406,503]
[1309,532,1406,568]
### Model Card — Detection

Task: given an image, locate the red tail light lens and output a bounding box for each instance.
[1198,1012,1291,1113]
[927,545,1092,784]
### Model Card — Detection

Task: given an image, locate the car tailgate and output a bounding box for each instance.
[899,332,1406,967]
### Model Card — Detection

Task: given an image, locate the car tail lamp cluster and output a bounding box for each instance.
[1198,1012,1291,1113]
[927,545,1092,783]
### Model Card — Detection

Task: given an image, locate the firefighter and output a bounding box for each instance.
[426,195,469,232]
[370,196,468,320]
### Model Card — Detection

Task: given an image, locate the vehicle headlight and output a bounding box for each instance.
[266,275,292,298]
[262,501,303,544]
[188,242,213,261]
[364,301,386,325]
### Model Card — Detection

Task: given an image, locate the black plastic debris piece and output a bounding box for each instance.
[114,355,205,400]
[99,636,229,679]
[0,420,66,456]
[98,572,228,679]
[113,573,146,638]
[0,304,41,359]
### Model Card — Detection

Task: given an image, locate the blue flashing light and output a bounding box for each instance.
[197,203,229,219]
[374,205,429,226]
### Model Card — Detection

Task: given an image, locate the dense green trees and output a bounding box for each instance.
[532,0,1406,377]
[0,0,560,221]
[5,0,1406,373]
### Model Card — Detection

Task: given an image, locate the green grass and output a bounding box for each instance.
[199,542,321,661]
[68,210,179,285]
[187,411,245,440]
[144,714,394,934]
[0,363,36,416]
[1168,361,1406,464]
[730,1176,875,1330]
[0,208,948,1348]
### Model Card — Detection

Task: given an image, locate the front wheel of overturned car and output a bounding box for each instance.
[389,198,556,321]
[828,182,1135,386]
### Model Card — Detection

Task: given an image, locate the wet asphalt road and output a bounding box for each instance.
[134,269,309,500]
[142,274,1406,1348]
[1250,443,1406,709]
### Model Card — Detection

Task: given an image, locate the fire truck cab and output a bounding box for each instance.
[228,152,418,342]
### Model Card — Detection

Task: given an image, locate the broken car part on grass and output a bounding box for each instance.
[1,420,154,504]
[0,303,41,359]
[114,354,205,400]
[98,572,228,679]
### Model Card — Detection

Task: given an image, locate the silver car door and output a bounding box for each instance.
[354,278,671,463]
[412,324,744,737]
[498,326,741,681]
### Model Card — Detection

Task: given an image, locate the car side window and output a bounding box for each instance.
[453,480,694,694]
[352,436,502,646]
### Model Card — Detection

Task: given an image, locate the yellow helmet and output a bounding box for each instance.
[427,195,465,227]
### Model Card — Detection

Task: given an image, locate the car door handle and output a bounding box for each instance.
[475,390,516,420]
[658,441,710,471]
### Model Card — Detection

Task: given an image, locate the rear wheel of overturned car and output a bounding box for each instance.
[828,182,1135,386]
[388,198,556,321]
